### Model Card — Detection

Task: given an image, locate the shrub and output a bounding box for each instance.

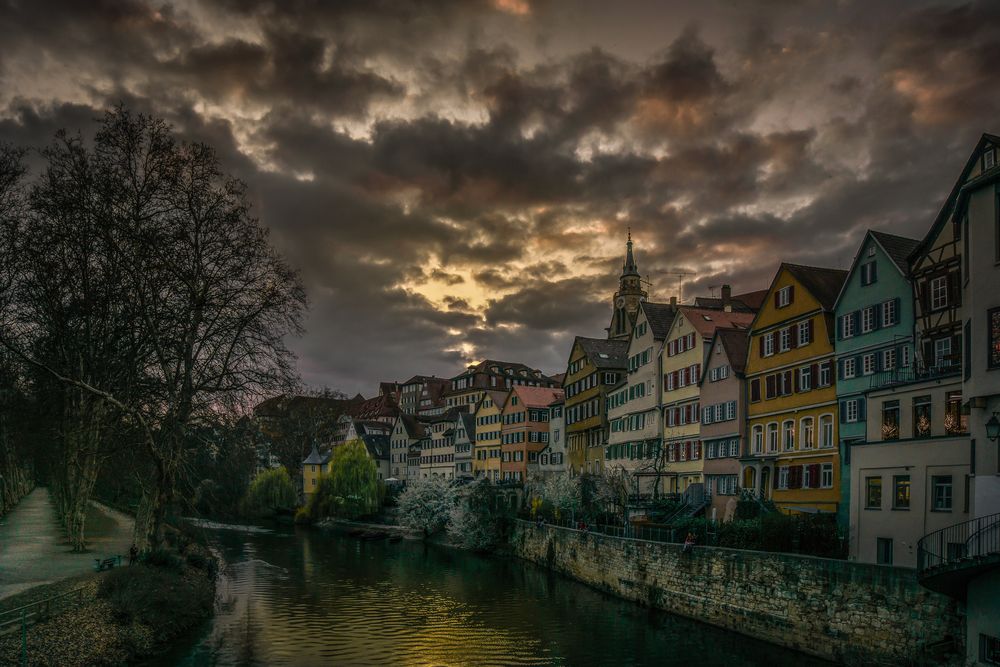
[144,548,184,572]
[397,477,456,535]
[97,565,214,642]
[447,479,511,551]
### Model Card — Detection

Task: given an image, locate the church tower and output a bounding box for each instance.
[608,230,648,340]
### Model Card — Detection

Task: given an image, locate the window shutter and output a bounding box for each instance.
[839,401,848,423]
[793,368,800,393]
[688,333,695,348]
[836,315,843,341]
[784,370,793,395]
[809,464,821,488]
[765,375,776,399]
[871,263,877,283]
[949,271,962,307]
[851,311,860,333]
[871,306,881,331]
[919,281,929,311]
[807,318,814,342]
[952,333,963,366]
[774,291,780,308]
[788,285,795,304]
[892,298,901,325]
[858,399,866,420]
[789,326,798,349]
[759,336,765,356]
[750,379,761,402]
[922,340,933,367]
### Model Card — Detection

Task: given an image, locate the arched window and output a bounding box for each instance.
[782,420,795,450]
[767,422,778,452]
[819,414,834,448]
[752,425,764,454]
[801,416,815,449]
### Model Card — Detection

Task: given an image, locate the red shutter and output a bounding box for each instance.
[807,318,814,342]
[774,291,780,308]
[793,368,800,393]
[789,326,798,349]
[750,379,761,402]
[765,375,776,399]
[784,370,793,395]
[810,363,819,386]
[788,285,795,304]
[686,441,692,460]
[693,364,700,383]
[758,336,765,356]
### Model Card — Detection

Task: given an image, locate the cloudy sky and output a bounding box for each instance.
[1,0,998,396]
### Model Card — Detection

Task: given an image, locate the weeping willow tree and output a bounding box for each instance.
[241,467,297,517]
[306,440,382,520]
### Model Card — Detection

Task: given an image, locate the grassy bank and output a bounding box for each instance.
[0,544,216,666]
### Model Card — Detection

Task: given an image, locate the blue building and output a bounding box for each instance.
[833,230,920,531]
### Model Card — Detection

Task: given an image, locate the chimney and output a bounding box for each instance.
[721,284,732,312]
[670,296,677,307]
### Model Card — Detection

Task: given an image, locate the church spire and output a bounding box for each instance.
[622,227,639,277]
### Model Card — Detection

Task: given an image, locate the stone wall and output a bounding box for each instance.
[510,521,964,664]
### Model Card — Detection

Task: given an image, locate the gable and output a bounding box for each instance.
[751,265,835,332]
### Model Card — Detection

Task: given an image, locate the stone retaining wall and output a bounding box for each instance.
[510,521,964,664]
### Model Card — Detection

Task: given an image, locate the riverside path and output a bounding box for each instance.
[0,488,133,600]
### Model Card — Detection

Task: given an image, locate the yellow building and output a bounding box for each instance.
[473,390,507,482]
[743,264,847,515]
[301,445,330,501]
[661,307,754,492]
[564,337,628,475]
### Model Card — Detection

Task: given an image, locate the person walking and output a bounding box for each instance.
[128,544,139,566]
[682,532,696,554]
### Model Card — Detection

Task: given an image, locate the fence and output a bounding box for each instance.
[0,586,87,666]
[520,516,691,545]
[917,512,1000,572]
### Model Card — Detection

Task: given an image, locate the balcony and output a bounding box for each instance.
[868,362,960,391]
[917,513,1000,599]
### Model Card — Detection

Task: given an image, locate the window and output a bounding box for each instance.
[776,285,792,308]
[841,314,856,338]
[913,396,932,438]
[779,328,791,352]
[866,477,882,509]
[844,399,859,423]
[820,414,833,448]
[801,417,815,449]
[763,333,774,357]
[990,308,1000,369]
[930,275,948,310]
[934,337,952,368]
[945,390,967,434]
[882,348,896,371]
[782,420,795,451]
[882,400,900,440]
[901,345,912,368]
[818,362,831,387]
[843,358,856,379]
[881,300,897,327]
[861,261,877,286]
[893,475,911,509]
[876,538,893,565]
[985,148,997,170]
[862,307,875,333]
[821,463,833,489]
[797,320,811,346]
[777,466,789,490]
[981,633,1000,665]
[799,366,811,391]
[862,353,876,375]
[932,475,953,511]
[752,425,763,455]
[767,422,779,452]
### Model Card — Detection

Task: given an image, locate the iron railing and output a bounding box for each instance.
[917,512,1000,572]
[0,586,86,636]
[868,363,960,390]
[518,517,696,545]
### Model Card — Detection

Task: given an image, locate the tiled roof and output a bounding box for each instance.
[350,393,400,420]
[640,301,679,339]
[361,433,390,460]
[400,375,446,387]
[677,307,755,338]
[477,389,510,410]
[575,337,629,368]
[399,414,427,439]
[716,328,751,375]
[509,385,565,408]
[302,446,330,465]
[783,263,848,311]
[547,372,566,385]
[459,411,475,437]
[255,393,362,419]
[870,230,921,274]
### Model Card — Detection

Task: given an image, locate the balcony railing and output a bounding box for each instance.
[917,513,1000,574]
[869,362,960,390]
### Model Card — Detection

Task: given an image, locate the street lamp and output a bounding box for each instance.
[986,412,1000,443]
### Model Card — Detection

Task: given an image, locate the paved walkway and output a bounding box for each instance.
[0,488,134,600]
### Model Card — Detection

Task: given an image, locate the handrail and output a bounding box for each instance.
[917,512,1000,573]
[0,586,87,634]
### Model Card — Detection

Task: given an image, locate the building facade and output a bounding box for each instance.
[451,411,476,480]
[445,360,559,411]
[499,386,564,483]
[538,400,567,477]
[564,337,628,475]
[473,390,507,481]
[605,301,678,497]
[700,328,751,521]
[389,414,427,482]
[420,409,459,479]
[662,307,754,494]
[744,264,846,515]
[835,230,921,529]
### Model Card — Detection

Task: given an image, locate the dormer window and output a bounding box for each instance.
[985,148,996,171]
[868,246,876,257]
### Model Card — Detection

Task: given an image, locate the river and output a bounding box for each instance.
[153,522,829,666]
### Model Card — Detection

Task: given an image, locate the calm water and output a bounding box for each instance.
[154,523,828,666]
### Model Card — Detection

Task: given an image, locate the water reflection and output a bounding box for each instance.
[155,525,829,666]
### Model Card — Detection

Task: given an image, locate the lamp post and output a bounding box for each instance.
[986,412,1000,443]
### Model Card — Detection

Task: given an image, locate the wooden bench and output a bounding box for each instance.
[94,555,121,571]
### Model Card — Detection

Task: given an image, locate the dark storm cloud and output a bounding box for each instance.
[1,0,998,394]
